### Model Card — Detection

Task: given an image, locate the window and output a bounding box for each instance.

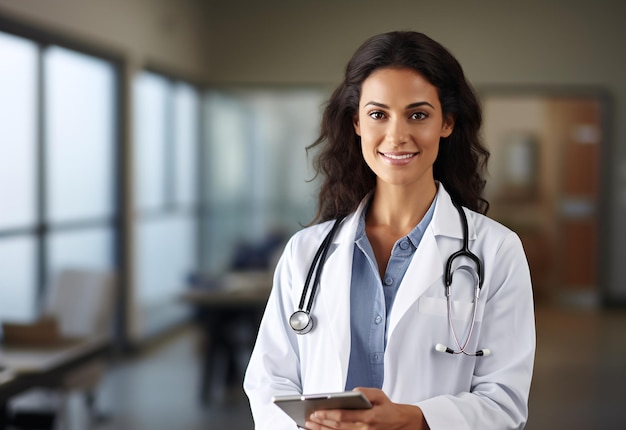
[0,31,38,321]
[0,32,38,230]
[202,88,328,274]
[44,46,116,223]
[132,72,199,338]
[0,30,118,323]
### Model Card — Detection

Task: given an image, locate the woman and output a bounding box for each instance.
[244,31,535,430]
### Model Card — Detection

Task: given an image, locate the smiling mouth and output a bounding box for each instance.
[380,152,418,160]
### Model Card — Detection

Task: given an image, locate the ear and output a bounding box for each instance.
[353,115,361,136]
[440,114,455,138]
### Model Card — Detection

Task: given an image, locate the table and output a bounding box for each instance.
[0,336,110,426]
[180,284,270,404]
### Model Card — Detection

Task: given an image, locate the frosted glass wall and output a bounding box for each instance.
[132,73,199,337]
[202,88,328,274]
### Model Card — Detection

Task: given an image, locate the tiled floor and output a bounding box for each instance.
[61,305,626,430]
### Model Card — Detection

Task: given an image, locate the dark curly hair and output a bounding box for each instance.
[307,31,489,223]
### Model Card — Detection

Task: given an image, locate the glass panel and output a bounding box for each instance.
[44,46,116,223]
[0,32,38,229]
[134,214,196,305]
[201,89,327,274]
[203,92,254,274]
[204,91,252,207]
[203,208,252,274]
[0,236,37,322]
[133,72,169,211]
[46,227,114,283]
[173,82,199,207]
[247,90,325,230]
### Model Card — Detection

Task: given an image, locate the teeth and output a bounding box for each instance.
[383,153,415,160]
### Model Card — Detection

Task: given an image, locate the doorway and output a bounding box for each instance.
[481,89,609,307]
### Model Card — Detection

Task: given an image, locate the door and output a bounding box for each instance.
[482,91,606,307]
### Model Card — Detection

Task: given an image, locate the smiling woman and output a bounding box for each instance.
[244,31,535,430]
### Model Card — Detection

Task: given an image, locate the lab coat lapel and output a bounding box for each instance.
[316,206,362,388]
[387,186,464,340]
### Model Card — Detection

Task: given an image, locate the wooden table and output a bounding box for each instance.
[0,336,110,426]
[180,284,270,404]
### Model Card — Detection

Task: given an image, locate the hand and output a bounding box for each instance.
[304,387,429,430]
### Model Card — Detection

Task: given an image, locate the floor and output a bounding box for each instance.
[90,327,254,430]
[56,305,626,429]
[526,306,626,430]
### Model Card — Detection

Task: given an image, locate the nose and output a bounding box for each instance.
[386,117,409,146]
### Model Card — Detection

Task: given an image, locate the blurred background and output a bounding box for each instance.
[0,0,625,429]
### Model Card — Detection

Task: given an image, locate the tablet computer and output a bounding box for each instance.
[272,391,372,428]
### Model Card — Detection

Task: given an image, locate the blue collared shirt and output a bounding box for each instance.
[345,195,437,390]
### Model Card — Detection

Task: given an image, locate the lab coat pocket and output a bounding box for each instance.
[417,296,482,322]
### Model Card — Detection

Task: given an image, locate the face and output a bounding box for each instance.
[353,67,454,191]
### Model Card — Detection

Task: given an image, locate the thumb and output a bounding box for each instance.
[353,387,389,405]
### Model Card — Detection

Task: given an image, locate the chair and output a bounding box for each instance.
[7,268,116,429]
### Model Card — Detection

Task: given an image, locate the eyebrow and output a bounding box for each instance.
[364,101,435,110]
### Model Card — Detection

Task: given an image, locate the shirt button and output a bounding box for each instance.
[375,315,382,324]
[399,240,410,250]
[384,276,393,286]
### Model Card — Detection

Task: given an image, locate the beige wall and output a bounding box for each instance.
[0,0,212,79]
[204,0,624,86]
[2,0,625,301]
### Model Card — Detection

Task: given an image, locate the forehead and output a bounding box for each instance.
[360,67,440,106]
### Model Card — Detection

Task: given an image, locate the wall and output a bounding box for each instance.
[0,0,212,79]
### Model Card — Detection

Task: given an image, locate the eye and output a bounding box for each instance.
[410,112,428,120]
[368,110,386,120]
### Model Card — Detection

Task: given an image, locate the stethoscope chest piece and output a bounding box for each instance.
[289,310,313,334]
[290,216,344,335]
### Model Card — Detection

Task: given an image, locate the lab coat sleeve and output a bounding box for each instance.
[243,236,303,430]
[418,231,536,430]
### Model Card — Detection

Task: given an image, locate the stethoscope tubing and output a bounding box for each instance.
[300,216,345,313]
[290,216,345,334]
[290,201,489,357]
[445,265,481,355]
[445,201,484,289]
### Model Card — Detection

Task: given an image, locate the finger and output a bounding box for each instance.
[311,409,366,425]
[353,387,388,404]
[306,416,341,429]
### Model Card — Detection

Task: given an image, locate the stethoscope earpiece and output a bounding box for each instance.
[289,310,313,334]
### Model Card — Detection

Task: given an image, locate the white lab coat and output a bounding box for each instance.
[244,185,535,430]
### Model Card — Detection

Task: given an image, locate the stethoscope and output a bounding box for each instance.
[289,201,490,357]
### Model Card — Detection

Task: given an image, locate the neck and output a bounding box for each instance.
[367,181,437,234]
